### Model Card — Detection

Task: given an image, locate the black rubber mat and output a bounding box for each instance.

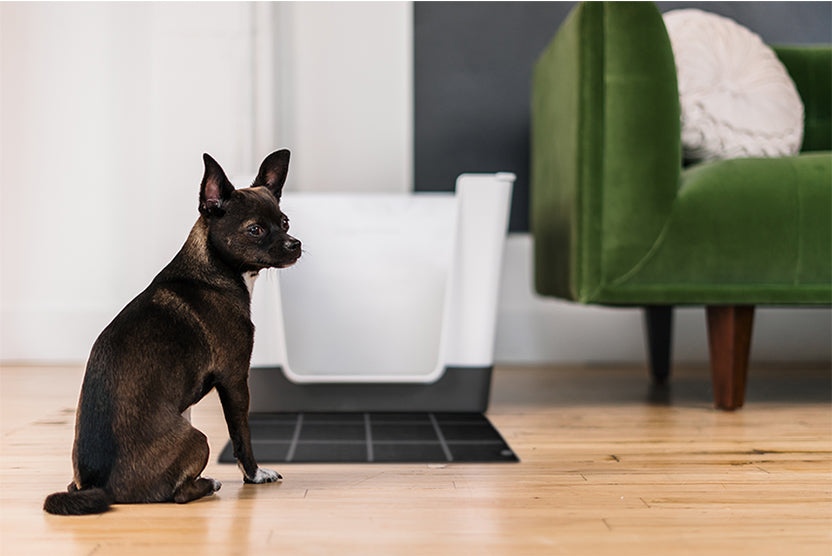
[219,412,519,463]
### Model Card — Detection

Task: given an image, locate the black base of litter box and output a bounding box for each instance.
[248,366,494,413]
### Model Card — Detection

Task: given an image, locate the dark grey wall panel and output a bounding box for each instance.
[414,2,572,232]
[414,1,831,232]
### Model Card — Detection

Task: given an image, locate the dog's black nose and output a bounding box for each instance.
[284,238,301,252]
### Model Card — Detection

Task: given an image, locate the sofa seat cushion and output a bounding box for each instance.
[600,152,832,305]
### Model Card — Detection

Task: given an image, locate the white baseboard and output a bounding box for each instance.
[494,234,832,365]
[2,234,830,366]
[0,307,113,364]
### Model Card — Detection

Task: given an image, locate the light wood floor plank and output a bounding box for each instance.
[1,364,830,555]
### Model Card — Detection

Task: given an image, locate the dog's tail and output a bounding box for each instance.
[43,487,112,515]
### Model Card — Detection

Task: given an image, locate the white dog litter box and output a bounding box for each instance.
[248,172,514,412]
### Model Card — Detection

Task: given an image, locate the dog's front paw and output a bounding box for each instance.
[244,467,282,484]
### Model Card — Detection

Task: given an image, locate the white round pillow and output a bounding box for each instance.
[662,9,804,162]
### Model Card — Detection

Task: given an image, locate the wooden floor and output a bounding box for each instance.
[1,364,830,555]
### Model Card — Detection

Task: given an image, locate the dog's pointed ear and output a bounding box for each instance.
[252,149,290,200]
[200,153,235,216]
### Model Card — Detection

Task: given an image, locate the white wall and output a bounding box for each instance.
[1,3,260,361]
[0,1,414,363]
[279,2,413,193]
[1,2,829,365]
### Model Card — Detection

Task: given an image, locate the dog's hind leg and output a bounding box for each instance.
[110,415,222,505]
[167,424,222,504]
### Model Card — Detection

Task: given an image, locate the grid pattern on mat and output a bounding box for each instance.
[219,412,519,463]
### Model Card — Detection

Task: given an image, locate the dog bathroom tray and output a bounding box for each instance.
[247,173,514,412]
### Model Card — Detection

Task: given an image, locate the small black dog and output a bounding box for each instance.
[44,150,301,515]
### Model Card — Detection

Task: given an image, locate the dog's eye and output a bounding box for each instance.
[246,224,265,238]
[281,217,289,231]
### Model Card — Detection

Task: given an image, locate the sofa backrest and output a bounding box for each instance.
[774,46,832,153]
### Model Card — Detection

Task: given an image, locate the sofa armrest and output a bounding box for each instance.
[774,46,832,152]
[531,2,681,302]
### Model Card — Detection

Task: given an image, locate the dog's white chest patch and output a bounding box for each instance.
[243,271,259,297]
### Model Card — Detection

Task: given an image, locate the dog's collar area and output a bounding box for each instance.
[242,271,260,297]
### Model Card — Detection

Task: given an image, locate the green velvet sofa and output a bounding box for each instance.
[531,1,831,409]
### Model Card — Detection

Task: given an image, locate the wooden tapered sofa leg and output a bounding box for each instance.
[706,306,755,410]
[644,306,673,385]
